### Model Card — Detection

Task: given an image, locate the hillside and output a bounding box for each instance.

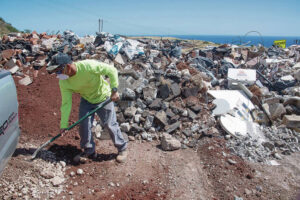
[0,17,19,36]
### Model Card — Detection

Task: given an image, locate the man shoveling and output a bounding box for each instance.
[47,52,128,163]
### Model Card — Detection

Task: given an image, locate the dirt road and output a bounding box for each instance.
[0,68,299,200]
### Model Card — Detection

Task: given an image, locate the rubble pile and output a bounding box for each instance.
[1,30,300,163]
[0,145,66,200]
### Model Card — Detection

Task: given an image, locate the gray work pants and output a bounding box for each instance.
[79,98,127,154]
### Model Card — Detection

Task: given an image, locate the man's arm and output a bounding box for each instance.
[91,61,119,89]
[59,83,73,129]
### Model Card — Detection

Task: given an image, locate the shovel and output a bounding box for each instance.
[31,98,112,160]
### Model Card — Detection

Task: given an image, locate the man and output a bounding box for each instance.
[47,52,128,163]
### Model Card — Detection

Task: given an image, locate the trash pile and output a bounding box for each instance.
[1,30,300,163]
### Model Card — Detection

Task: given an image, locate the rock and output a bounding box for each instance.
[108,182,115,187]
[256,185,263,192]
[170,115,180,123]
[59,161,66,168]
[263,97,281,105]
[293,62,300,70]
[182,87,198,98]
[225,135,231,140]
[70,171,76,177]
[128,136,135,141]
[265,103,286,120]
[51,177,65,186]
[77,169,84,175]
[188,109,197,119]
[149,98,162,110]
[165,121,181,133]
[294,69,300,81]
[144,115,154,130]
[122,88,136,100]
[124,106,137,117]
[1,49,15,59]
[143,87,157,100]
[40,170,55,179]
[262,142,275,151]
[120,123,131,132]
[227,159,237,165]
[155,111,168,126]
[244,188,252,195]
[183,129,192,137]
[191,105,202,113]
[9,66,19,74]
[136,98,147,109]
[282,115,300,128]
[134,114,141,123]
[158,84,170,99]
[141,132,151,141]
[131,123,144,133]
[170,83,181,96]
[234,196,243,200]
[5,58,17,68]
[18,76,32,86]
[115,53,125,65]
[182,110,188,117]
[274,140,286,148]
[274,153,282,160]
[161,133,181,151]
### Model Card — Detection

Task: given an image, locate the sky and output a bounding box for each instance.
[1,0,299,37]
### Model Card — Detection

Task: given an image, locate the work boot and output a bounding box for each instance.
[73,152,97,163]
[116,149,128,163]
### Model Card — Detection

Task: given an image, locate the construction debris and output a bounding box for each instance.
[1,30,299,163]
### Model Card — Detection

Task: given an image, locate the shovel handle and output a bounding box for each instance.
[65,98,112,131]
[31,98,112,160]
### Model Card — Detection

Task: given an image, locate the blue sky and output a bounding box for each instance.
[1,0,299,36]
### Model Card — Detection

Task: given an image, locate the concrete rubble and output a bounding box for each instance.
[1,30,300,163]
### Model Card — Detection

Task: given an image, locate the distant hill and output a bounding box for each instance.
[0,17,19,36]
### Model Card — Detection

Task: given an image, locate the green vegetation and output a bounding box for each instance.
[0,17,19,36]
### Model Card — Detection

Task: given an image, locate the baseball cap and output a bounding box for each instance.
[46,52,72,74]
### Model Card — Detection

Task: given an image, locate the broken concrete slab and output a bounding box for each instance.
[148,98,162,110]
[9,66,19,74]
[124,106,137,118]
[18,76,32,86]
[282,115,300,128]
[122,88,136,100]
[143,86,157,100]
[155,110,168,126]
[161,133,181,151]
[165,121,181,133]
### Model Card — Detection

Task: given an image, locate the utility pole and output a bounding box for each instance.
[98,18,104,33]
[98,19,101,33]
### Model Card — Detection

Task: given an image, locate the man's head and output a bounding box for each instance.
[46,52,72,75]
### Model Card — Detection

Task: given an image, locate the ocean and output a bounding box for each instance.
[149,35,300,48]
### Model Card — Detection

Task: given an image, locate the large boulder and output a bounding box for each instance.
[161,133,181,151]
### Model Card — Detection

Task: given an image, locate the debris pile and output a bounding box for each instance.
[0,145,66,199]
[1,30,300,163]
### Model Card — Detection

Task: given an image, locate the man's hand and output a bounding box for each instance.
[111,91,120,102]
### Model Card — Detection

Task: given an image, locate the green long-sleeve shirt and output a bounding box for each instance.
[59,59,119,128]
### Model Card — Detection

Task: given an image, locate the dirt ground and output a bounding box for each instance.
[1,67,300,200]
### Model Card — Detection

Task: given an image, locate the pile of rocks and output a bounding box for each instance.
[0,144,66,199]
[1,30,300,163]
